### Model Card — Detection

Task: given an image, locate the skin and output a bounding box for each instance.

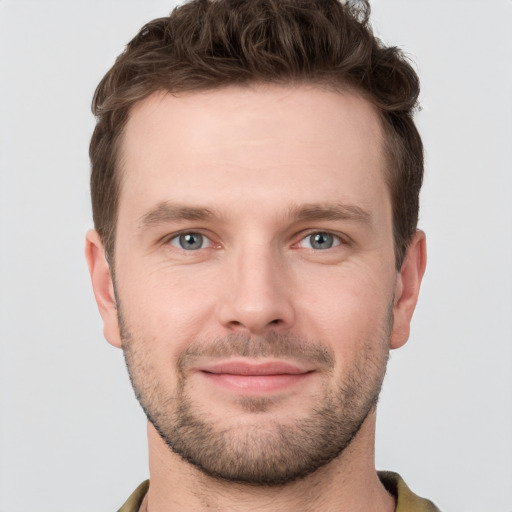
[86,84,426,511]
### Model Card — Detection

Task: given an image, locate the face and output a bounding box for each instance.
[87,85,426,485]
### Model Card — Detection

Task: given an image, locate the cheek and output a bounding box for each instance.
[116,266,220,350]
[293,264,395,351]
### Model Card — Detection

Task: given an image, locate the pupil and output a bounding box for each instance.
[311,232,333,249]
[180,233,203,250]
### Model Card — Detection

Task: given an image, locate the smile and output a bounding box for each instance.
[197,360,314,393]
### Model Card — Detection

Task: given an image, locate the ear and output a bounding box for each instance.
[390,230,427,349]
[85,229,122,348]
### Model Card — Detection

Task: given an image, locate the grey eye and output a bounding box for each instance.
[310,232,334,249]
[170,232,206,250]
[299,232,341,250]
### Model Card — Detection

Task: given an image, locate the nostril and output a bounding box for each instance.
[227,318,283,331]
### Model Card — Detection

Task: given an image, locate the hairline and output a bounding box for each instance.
[105,80,405,269]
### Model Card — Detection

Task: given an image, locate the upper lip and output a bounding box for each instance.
[198,360,312,376]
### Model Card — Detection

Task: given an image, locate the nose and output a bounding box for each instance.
[217,244,296,335]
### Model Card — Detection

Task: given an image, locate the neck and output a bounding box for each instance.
[144,412,395,512]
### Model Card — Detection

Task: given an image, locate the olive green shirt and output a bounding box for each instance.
[117,472,441,511]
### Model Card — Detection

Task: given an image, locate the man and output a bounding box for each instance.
[85,0,436,510]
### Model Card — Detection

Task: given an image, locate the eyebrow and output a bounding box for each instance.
[289,203,372,224]
[137,201,372,230]
[138,201,216,229]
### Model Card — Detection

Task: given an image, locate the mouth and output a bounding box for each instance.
[196,360,314,394]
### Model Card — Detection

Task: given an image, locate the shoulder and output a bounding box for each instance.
[116,480,149,512]
[378,471,442,512]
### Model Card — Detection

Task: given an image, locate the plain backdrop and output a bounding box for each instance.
[0,1,511,511]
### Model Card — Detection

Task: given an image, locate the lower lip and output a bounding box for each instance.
[201,372,310,393]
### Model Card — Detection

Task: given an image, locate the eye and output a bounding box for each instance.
[298,232,342,250]
[169,232,212,250]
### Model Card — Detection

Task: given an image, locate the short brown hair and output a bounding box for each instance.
[90,0,423,268]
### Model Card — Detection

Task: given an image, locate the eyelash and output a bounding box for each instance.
[165,230,346,252]
[296,231,344,250]
[167,231,214,251]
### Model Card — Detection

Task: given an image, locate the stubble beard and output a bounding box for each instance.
[119,311,391,487]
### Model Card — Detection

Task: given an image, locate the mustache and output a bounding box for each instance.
[176,332,335,371]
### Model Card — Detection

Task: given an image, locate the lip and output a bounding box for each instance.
[201,360,311,375]
[196,360,314,394]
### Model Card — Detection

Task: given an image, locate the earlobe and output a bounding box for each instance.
[390,230,427,349]
[85,229,122,348]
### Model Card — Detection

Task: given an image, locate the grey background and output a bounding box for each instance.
[0,1,511,510]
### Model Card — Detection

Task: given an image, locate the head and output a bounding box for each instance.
[86,0,426,487]
[90,0,423,270]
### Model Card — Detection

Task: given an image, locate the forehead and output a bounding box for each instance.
[118,84,388,222]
